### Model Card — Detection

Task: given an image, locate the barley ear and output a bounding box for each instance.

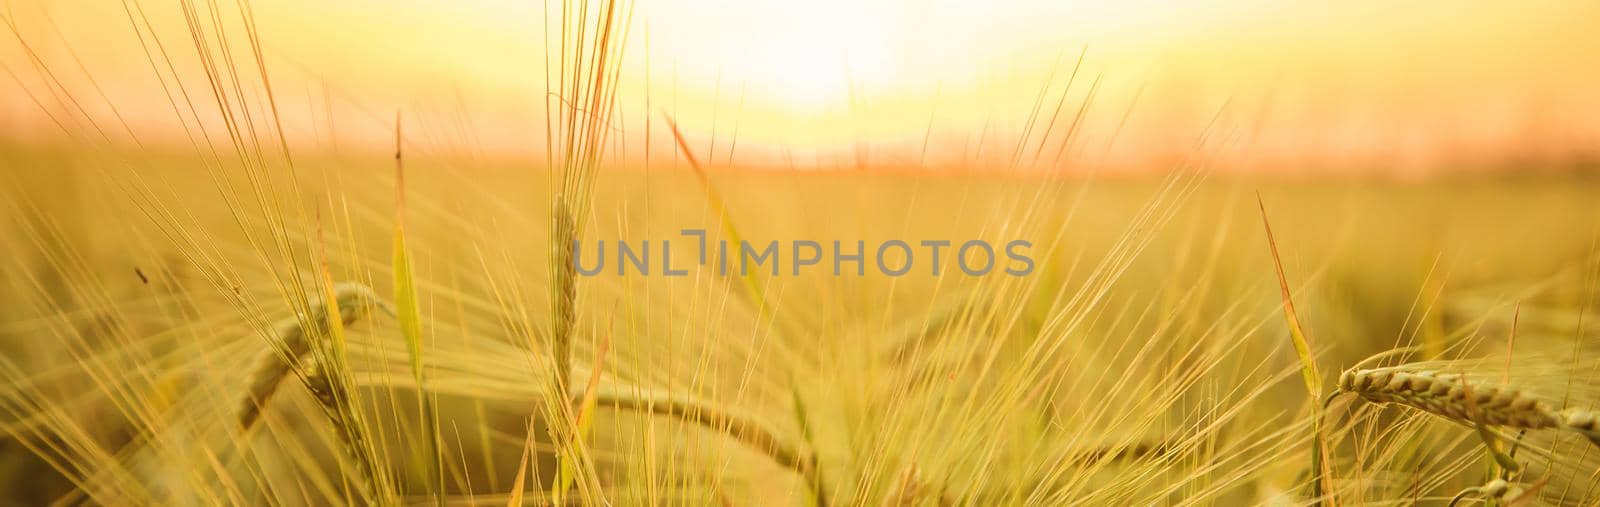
[547,199,589,504]
[238,279,400,505]
[238,283,392,432]
[550,200,577,395]
[1457,376,1524,473]
[239,321,310,431]
[1337,368,1560,430]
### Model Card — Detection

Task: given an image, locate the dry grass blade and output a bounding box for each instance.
[392,123,445,504]
[660,112,769,316]
[1257,194,1320,396]
[1257,193,1327,502]
[505,418,538,507]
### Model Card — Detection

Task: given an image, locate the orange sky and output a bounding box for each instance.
[2,0,1598,173]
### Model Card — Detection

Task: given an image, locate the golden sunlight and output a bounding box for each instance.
[695,0,894,110]
[2,0,1598,172]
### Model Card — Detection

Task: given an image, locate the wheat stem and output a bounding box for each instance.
[578,384,820,493]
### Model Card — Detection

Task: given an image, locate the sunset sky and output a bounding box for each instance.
[3,0,1598,173]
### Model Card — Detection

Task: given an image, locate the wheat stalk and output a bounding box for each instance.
[576,383,821,491]
[303,367,390,507]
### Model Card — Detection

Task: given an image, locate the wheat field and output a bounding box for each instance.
[5,145,1600,504]
[4,0,1600,505]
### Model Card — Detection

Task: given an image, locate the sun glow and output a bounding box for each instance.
[749,29,884,110]
[2,0,1598,171]
[637,0,897,112]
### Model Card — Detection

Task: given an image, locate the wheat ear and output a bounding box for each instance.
[239,318,314,432]
[239,283,395,431]
[550,201,578,396]
[1559,409,1600,447]
[1337,368,1560,429]
[237,282,397,505]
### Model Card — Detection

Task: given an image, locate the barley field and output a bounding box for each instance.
[3,0,1600,505]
